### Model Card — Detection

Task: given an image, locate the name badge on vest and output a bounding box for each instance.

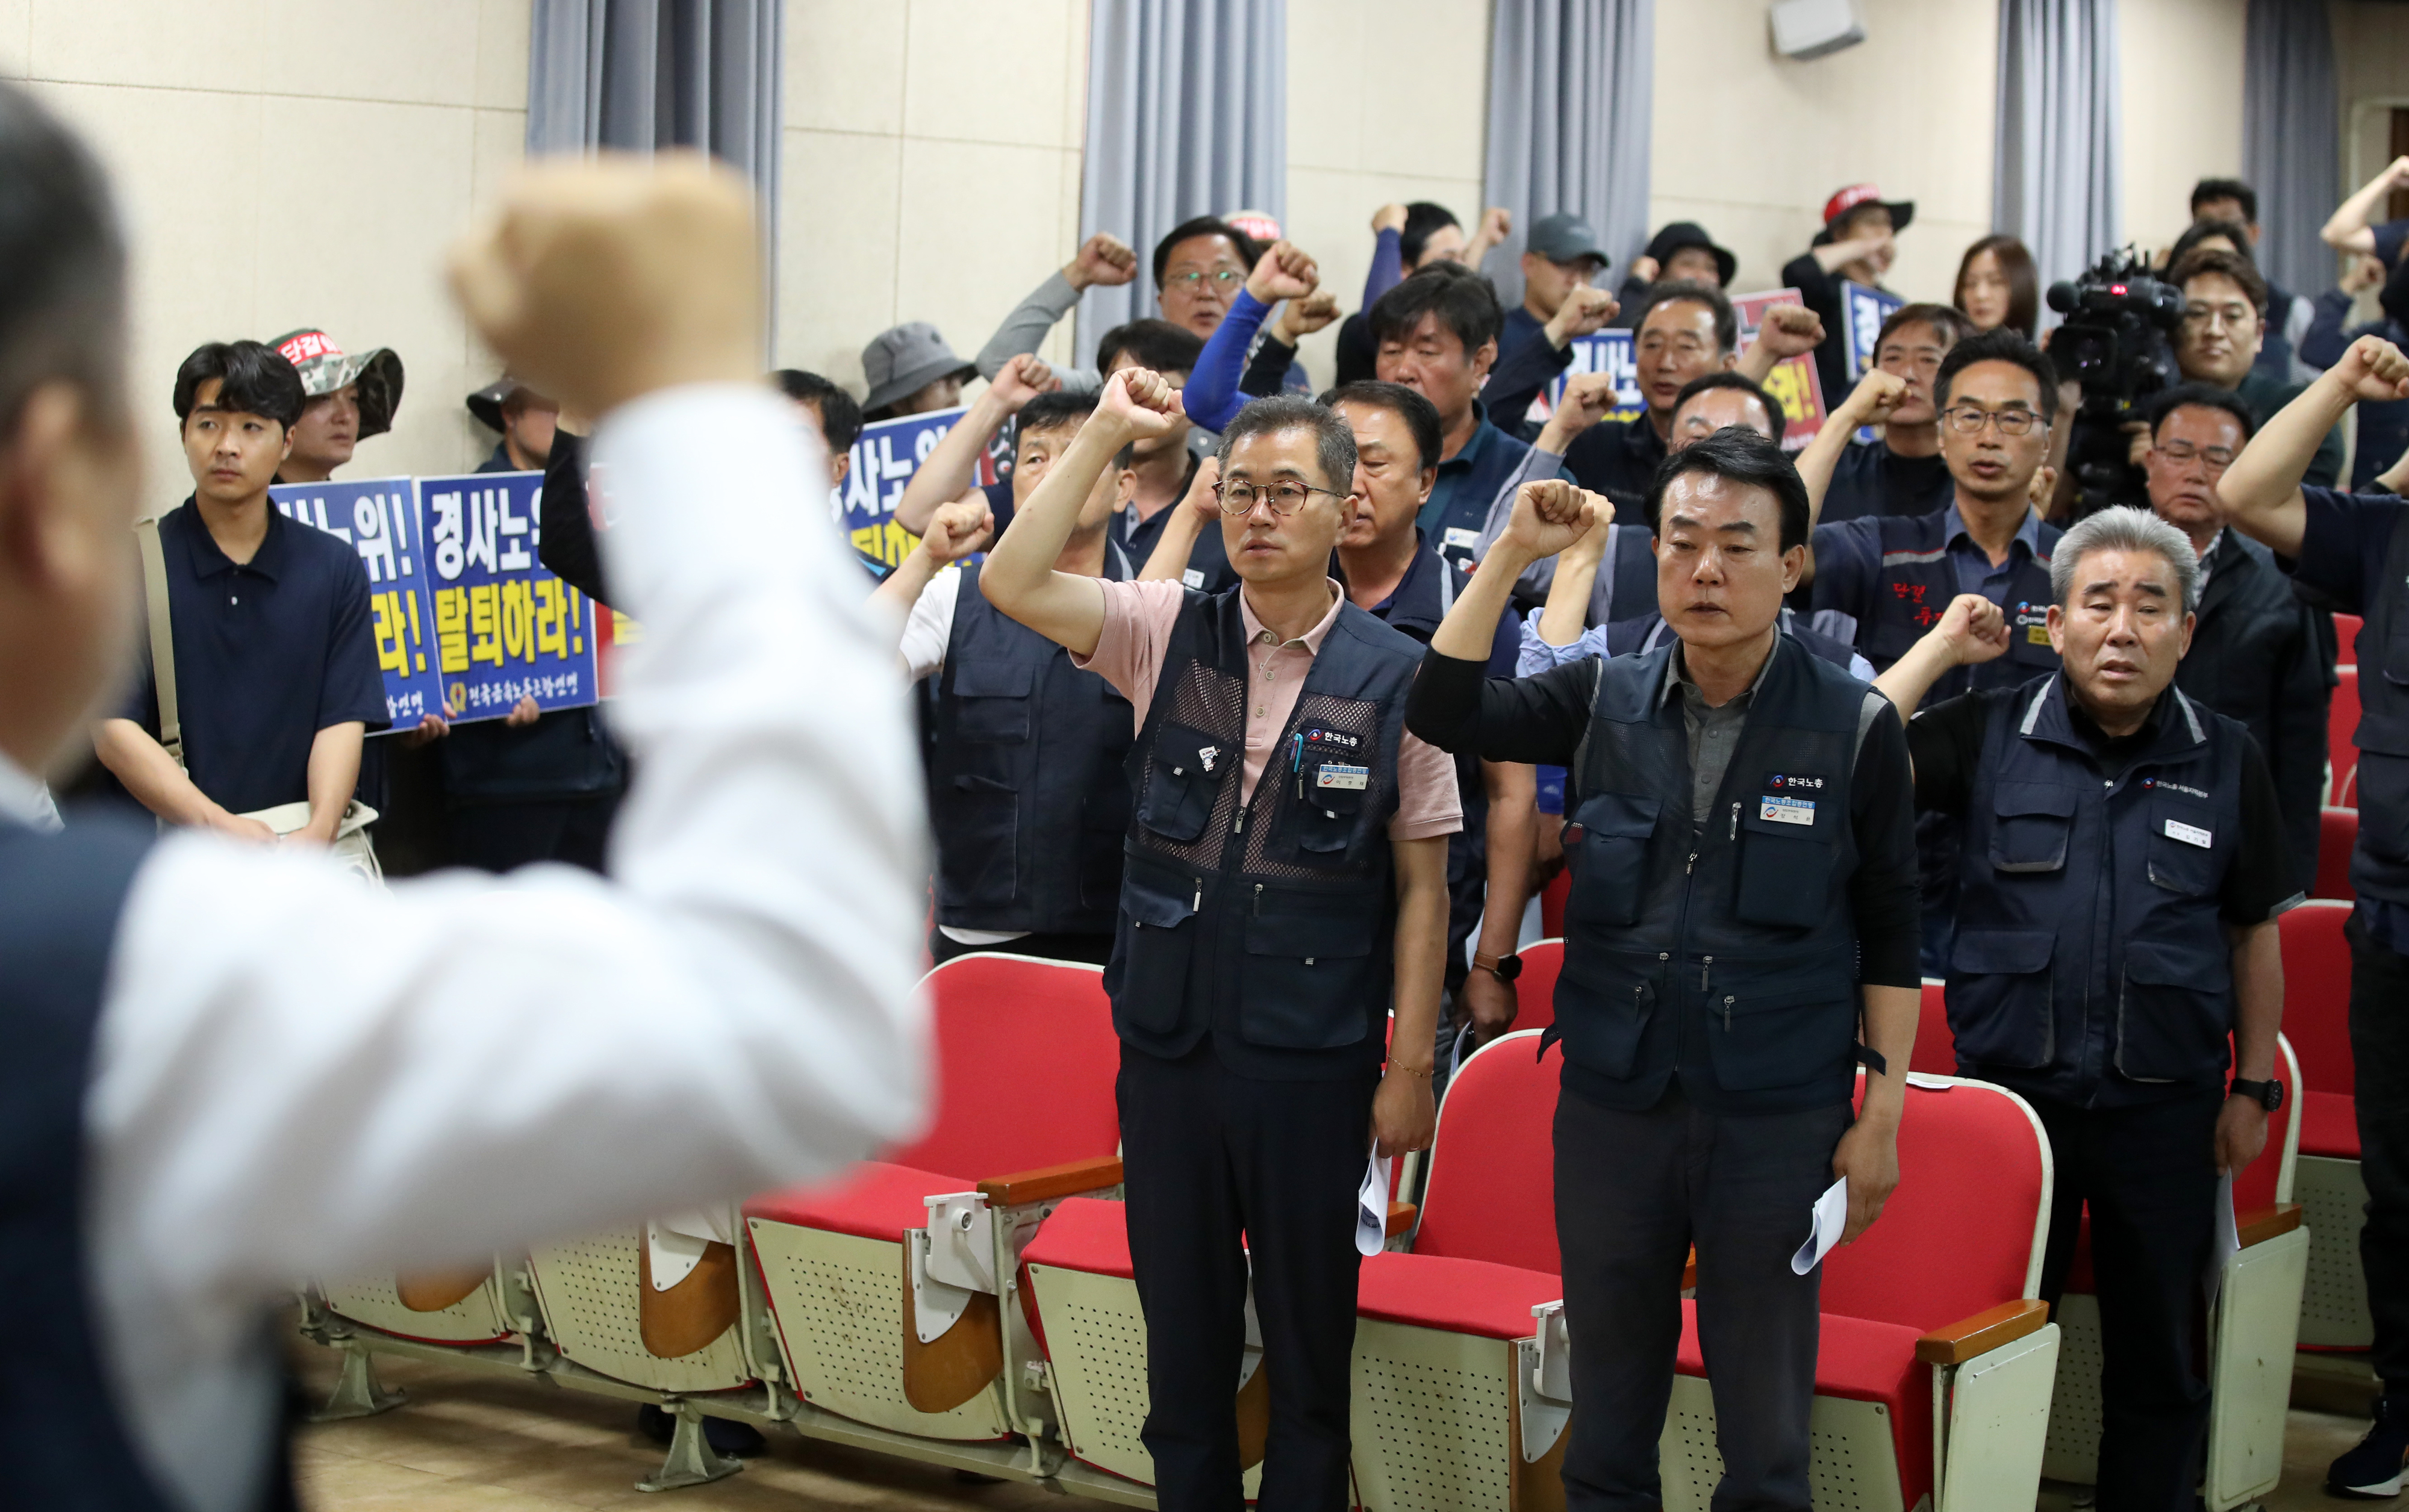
[1317,763,1370,791]
[1443,526,1482,553]
[2013,600,2050,646]
[2164,817,2213,848]
[1759,794,1816,827]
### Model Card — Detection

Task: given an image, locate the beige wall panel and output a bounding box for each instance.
[2118,0,2245,257]
[895,135,1073,371]
[903,0,1080,151]
[787,0,908,137]
[779,128,906,388]
[254,0,484,110]
[30,0,270,92]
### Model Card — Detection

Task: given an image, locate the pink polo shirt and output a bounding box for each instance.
[1074,579,1462,842]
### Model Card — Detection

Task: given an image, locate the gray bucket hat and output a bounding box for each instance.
[466,375,539,434]
[269,329,404,438]
[862,322,976,413]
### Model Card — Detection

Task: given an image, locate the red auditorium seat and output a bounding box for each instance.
[1512,937,1563,1034]
[2317,807,2358,901]
[1539,865,1569,939]
[1909,978,1955,1075]
[2331,665,2361,807]
[2281,900,2375,1352]
[2334,611,2364,667]
[743,952,1122,1445]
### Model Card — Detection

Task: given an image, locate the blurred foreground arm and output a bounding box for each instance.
[92,155,932,1303]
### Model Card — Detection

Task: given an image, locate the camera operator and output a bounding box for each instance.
[2148,249,2343,489]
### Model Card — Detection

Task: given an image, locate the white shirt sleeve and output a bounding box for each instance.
[86,385,933,1512]
[899,567,962,683]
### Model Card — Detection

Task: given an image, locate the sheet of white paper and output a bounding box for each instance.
[2204,1171,2240,1310]
[1357,1153,1391,1257]
[1790,1177,1850,1275]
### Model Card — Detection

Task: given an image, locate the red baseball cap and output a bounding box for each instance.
[1820,184,1915,235]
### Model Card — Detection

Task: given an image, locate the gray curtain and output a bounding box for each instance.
[526,0,784,347]
[1482,0,1655,311]
[2244,0,2340,298]
[1075,0,1286,367]
[1992,0,2121,300]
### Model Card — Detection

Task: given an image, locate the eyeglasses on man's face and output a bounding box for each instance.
[1940,404,2043,437]
[1217,479,1347,517]
[1165,268,1244,295]
[2152,441,2236,473]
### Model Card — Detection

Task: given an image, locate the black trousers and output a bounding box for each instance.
[447,792,619,876]
[1554,1085,1851,1512]
[2031,1090,2222,1512]
[2347,916,2409,1395]
[1117,1044,1376,1512]
[926,929,1113,968]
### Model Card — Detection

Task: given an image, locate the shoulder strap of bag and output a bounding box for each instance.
[134,514,183,770]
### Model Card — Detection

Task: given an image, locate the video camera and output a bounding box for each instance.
[2045,249,2185,516]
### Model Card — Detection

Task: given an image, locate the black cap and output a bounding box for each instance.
[1642,222,1736,288]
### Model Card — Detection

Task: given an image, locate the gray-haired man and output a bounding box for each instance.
[1873,505,2296,1512]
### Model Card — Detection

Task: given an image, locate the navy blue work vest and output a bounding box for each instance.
[2349,510,2409,906]
[1360,537,1489,903]
[1604,608,1863,673]
[0,815,263,1510]
[928,562,1135,935]
[1947,678,2251,1104]
[1859,510,2063,694]
[1103,588,1421,1080]
[1555,635,1870,1112]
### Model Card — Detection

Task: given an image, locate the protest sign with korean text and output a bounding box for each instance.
[419,469,599,721]
[269,477,445,730]
[1523,330,1645,429]
[1840,279,1905,382]
[1731,288,1829,452]
[837,406,1009,573]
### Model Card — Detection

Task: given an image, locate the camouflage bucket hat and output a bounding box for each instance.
[270,328,405,438]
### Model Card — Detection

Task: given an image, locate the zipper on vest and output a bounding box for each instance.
[1722,994,1734,1031]
[1728,800,1739,840]
[1252,883,1264,916]
[1193,877,1203,912]
[1700,956,1713,996]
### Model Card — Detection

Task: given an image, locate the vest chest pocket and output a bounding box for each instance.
[1946,929,2055,1069]
[1290,759,1368,859]
[1564,792,1662,929]
[1238,894,1379,1050]
[1987,782,2075,874]
[950,661,1034,742]
[938,774,1018,905]
[1112,863,1200,1038]
[2144,798,2219,896]
[2114,938,2232,1084]
[1735,788,1836,929]
[1136,724,1224,843]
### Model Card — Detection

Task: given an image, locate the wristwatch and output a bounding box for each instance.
[1472,950,1523,983]
[2229,1077,2284,1112]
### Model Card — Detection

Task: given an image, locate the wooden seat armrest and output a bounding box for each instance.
[1915,1298,2049,1365]
[2236,1202,2302,1248]
[1385,1201,1417,1237]
[977,1156,1124,1209]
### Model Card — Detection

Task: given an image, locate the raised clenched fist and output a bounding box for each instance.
[923,497,996,564]
[1247,240,1320,305]
[1100,364,1186,439]
[1502,477,1610,562]
[1277,289,1342,341]
[2334,335,2409,403]
[1755,305,1825,361]
[1847,369,1910,425]
[1547,285,1621,344]
[1066,232,1139,291]
[449,153,759,419]
[991,353,1056,412]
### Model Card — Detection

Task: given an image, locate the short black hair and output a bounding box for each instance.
[0,83,125,440]
[1400,201,1462,267]
[1934,328,2060,426]
[173,340,304,430]
[1318,379,1444,471]
[2190,177,2258,226]
[1874,301,1968,355]
[773,368,862,453]
[1096,319,1205,379]
[2170,246,2269,317]
[2168,218,2254,273]
[1668,370,1785,446]
[1014,389,1099,441]
[2144,382,2257,443]
[1636,279,1739,354]
[1648,425,1810,551]
[1367,262,1503,358]
[1218,394,1357,494]
[1152,216,1259,290]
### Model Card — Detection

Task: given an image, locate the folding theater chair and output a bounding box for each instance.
[2039,1034,2310,1511]
[1346,1027,1566,1512]
[1645,1073,2061,1512]
[2333,665,2362,807]
[743,952,1123,1456]
[1512,939,1563,1035]
[305,1260,528,1421]
[2336,612,2364,668]
[2317,808,2358,902]
[1909,980,1954,1077]
[2281,900,2374,1353]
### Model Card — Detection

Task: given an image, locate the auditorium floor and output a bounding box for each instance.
[291,1345,2371,1511]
